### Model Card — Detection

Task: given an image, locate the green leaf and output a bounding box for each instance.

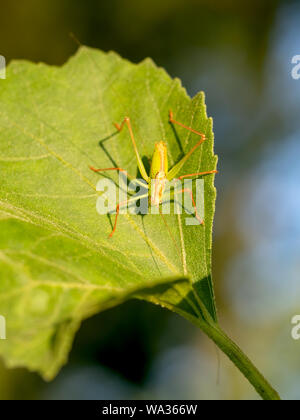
[0,47,280,400]
[0,47,217,379]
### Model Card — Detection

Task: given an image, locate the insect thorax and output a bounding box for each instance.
[150,141,168,179]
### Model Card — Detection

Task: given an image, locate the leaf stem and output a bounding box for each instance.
[146,297,281,400]
[193,317,281,400]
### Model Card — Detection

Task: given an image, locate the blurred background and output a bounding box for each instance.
[0,0,300,400]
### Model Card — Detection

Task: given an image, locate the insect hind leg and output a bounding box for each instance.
[108,193,149,238]
[164,187,204,225]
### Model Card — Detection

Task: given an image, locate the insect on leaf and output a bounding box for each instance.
[0,47,218,380]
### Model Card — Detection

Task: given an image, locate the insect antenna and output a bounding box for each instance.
[69,32,82,48]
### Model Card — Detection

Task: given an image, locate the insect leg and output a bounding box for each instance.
[167,111,210,180]
[89,166,148,189]
[178,170,218,180]
[169,187,204,225]
[114,117,149,183]
[109,193,149,238]
[169,110,206,139]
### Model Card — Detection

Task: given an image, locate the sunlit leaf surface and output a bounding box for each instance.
[0,47,217,379]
